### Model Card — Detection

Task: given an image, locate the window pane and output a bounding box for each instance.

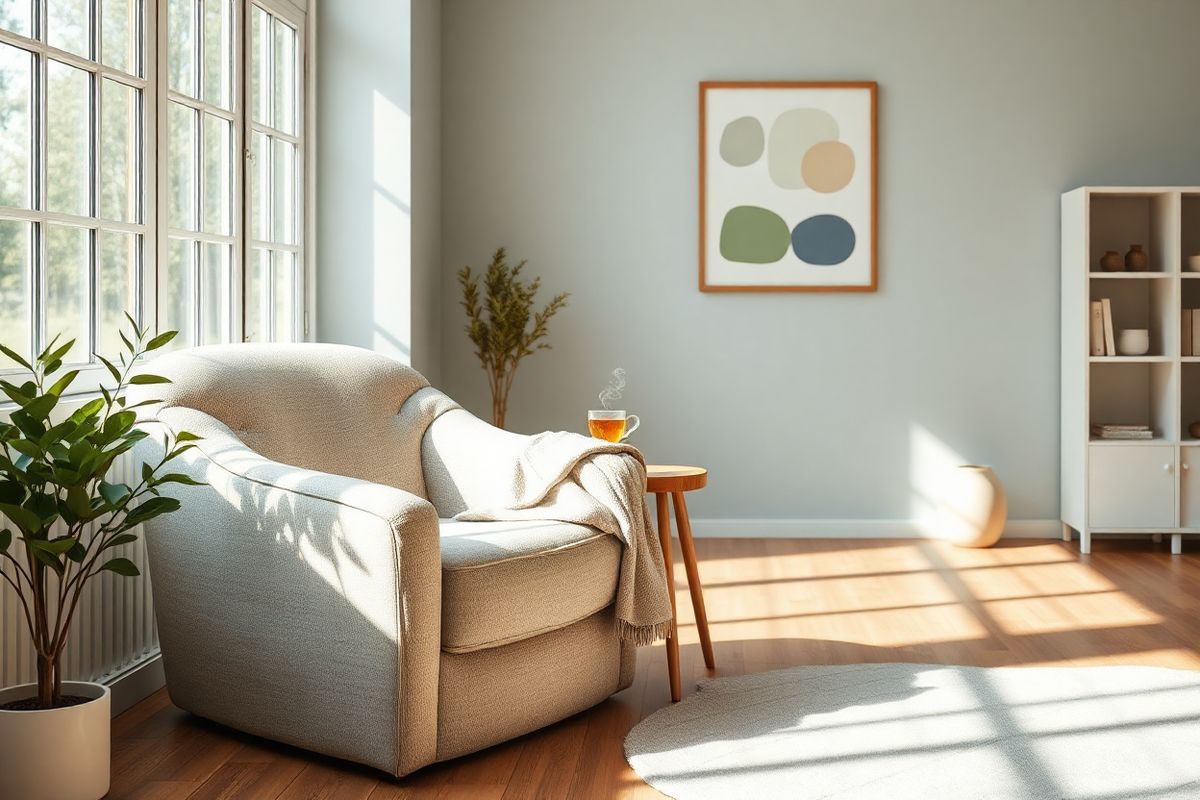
[251,131,268,240]
[167,0,196,97]
[200,242,228,343]
[44,224,89,361]
[250,6,269,125]
[162,238,194,347]
[47,0,90,59]
[168,101,196,230]
[102,0,138,75]
[271,138,294,243]
[272,250,294,342]
[0,1,32,37]
[100,79,138,222]
[245,246,267,342]
[202,0,231,109]
[0,219,30,358]
[97,230,137,357]
[0,43,32,209]
[46,60,91,216]
[272,17,295,135]
[201,113,230,234]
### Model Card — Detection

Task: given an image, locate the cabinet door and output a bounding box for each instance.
[1088,445,1175,528]
[1180,448,1200,528]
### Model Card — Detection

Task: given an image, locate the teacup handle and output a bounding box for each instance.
[621,415,640,441]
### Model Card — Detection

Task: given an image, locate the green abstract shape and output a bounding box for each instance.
[719,206,790,264]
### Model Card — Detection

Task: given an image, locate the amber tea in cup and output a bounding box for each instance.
[588,410,640,442]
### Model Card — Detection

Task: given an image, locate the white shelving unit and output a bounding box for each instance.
[1062,187,1200,554]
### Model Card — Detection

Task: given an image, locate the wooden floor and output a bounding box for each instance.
[107,537,1200,799]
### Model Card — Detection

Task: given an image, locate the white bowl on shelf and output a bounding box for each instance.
[1188,254,1200,272]
[1116,329,1150,356]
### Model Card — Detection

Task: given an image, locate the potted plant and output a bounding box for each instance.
[0,318,199,800]
[458,247,569,428]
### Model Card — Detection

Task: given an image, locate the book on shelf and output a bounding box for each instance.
[1185,309,1194,357]
[1091,423,1154,440]
[1101,298,1116,356]
[1089,300,1105,356]
[1192,308,1200,357]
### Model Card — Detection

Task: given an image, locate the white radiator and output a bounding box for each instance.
[0,451,159,689]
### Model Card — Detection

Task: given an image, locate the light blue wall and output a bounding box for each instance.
[437,0,1200,523]
[317,0,441,383]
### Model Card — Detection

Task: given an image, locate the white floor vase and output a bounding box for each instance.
[0,681,111,800]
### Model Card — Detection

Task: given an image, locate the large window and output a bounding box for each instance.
[0,0,306,373]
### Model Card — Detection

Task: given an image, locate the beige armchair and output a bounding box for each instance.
[133,344,635,776]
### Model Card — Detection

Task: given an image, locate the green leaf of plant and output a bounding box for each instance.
[31,547,64,575]
[22,394,58,422]
[0,344,32,371]
[145,330,178,351]
[152,472,205,486]
[124,496,181,527]
[8,439,42,459]
[99,481,132,508]
[0,381,32,405]
[8,410,45,441]
[173,431,202,443]
[100,557,140,577]
[65,541,87,563]
[129,374,172,385]
[41,338,75,367]
[65,486,91,518]
[0,502,41,533]
[0,529,10,552]
[96,355,122,384]
[119,329,135,354]
[47,369,79,397]
[28,537,76,555]
[102,533,137,550]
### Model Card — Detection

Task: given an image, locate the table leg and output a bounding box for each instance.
[656,492,681,703]
[672,491,715,670]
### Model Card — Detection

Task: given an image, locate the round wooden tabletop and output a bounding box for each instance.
[646,465,708,493]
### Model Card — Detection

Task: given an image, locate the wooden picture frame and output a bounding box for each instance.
[699,81,878,293]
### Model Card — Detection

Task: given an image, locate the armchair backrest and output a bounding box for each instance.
[139,343,431,495]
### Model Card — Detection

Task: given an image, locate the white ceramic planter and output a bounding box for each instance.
[936,465,1008,548]
[0,681,110,800]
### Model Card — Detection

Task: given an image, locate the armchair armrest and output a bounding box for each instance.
[133,407,441,776]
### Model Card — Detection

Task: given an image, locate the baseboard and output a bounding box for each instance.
[688,518,1060,539]
[105,652,165,717]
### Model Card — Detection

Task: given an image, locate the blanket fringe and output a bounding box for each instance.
[617,618,674,647]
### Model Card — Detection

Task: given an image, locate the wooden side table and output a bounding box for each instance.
[647,465,715,702]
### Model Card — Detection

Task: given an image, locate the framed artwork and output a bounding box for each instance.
[699,81,878,292]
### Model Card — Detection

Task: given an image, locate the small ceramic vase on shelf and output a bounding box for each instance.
[1099,250,1123,272]
[935,465,1007,549]
[1125,244,1149,271]
[1117,329,1150,356]
[1188,254,1200,273]
[1189,421,1200,440]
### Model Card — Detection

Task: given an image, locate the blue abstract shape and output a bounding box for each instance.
[791,214,856,265]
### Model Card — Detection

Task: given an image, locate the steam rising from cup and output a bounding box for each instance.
[599,368,626,410]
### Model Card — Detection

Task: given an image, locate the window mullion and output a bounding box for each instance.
[33,2,47,354]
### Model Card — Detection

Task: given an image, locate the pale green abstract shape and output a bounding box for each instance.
[719,206,790,264]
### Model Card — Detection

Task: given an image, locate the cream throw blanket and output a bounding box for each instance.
[454,431,674,646]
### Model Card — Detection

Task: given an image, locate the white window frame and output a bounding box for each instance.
[0,0,309,391]
[0,0,157,383]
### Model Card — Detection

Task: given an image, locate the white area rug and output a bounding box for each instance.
[624,663,1200,800]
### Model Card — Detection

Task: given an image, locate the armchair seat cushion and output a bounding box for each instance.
[439,519,622,653]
